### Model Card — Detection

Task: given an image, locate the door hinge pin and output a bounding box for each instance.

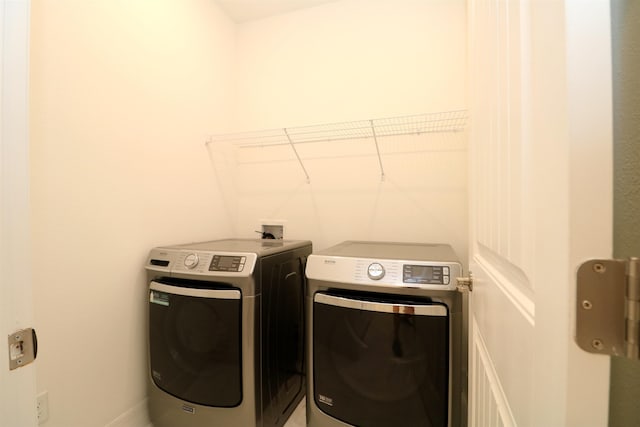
[625,258,640,359]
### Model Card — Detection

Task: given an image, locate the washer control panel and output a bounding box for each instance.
[307,256,461,291]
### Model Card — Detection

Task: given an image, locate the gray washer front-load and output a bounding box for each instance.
[305,241,468,427]
[145,238,312,427]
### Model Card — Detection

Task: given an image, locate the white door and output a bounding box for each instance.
[0,1,37,426]
[467,0,612,426]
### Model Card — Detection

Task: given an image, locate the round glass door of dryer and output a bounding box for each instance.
[148,280,242,407]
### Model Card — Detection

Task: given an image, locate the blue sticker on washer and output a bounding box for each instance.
[150,291,169,306]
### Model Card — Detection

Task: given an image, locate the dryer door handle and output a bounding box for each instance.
[314,293,447,317]
[150,281,241,300]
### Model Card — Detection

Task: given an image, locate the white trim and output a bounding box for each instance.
[0,1,36,426]
[473,252,535,326]
[470,317,516,427]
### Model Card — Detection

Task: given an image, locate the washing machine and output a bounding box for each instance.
[305,241,468,427]
[145,238,312,427]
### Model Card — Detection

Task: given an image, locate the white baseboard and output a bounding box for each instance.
[105,398,150,427]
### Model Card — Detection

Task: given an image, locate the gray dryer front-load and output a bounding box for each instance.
[145,238,312,427]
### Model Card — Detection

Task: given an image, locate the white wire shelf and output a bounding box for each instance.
[207,110,468,147]
[206,110,468,183]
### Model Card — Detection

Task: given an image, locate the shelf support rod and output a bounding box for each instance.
[283,128,311,184]
[370,120,385,181]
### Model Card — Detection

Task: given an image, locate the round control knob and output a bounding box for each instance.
[367,262,385,280]
[184,253,199,269]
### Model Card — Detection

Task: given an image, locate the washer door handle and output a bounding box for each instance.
[313,293,447,317]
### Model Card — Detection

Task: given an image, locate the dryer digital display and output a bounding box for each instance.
[402,265,450,285]
[209,255,246,272]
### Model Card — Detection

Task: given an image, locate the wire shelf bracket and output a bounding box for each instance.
[283,127,311,183]
[370,120,385,182]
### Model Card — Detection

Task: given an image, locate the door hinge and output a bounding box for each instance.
[576,258,640,359]
[7,328,38,370]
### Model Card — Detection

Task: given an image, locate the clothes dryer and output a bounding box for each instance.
[305,241,468,427]
[145,239,311,427]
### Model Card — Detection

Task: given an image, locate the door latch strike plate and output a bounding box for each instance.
[7,328,38,370]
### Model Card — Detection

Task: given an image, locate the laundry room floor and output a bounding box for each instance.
[284,398,306,427]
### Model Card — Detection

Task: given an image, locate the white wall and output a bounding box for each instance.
[227,0,468,262]
[29,1,235,426]
[235,0,466,129]
[29,1,468,426]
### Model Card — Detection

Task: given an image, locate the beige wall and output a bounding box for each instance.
[29,0,468,425]
[30,1,235,426]
[234,0,466,129]
[229,0,468,259]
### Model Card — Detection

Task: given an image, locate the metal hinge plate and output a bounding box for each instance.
[576,258,640,358]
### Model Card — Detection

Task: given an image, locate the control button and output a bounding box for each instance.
[367,263,385,280]
[444,276,450,285]
[184,253,199,269]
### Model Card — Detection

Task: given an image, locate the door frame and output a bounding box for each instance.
[0,1,37,426]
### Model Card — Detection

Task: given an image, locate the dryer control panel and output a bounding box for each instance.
[209,255,247,272]
[145,248,258,277]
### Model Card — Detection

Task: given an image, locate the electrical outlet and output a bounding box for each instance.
[261,224,284,239]
[36,391,49,424]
